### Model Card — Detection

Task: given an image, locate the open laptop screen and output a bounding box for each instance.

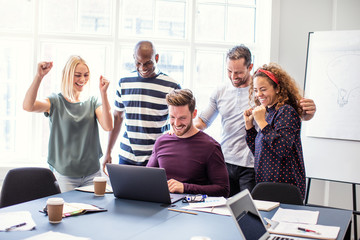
[237,210,267,239]
[107,164,185,204]
[227,189,270,240]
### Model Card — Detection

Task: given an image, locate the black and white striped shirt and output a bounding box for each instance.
[114,71,180,165]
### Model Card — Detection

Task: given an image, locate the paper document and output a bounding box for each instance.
[75,184,113,193]
[24,231,91,240]
[182,205,231,216]
[188,197,227,208]
[182,197,230,215]
[272,208,319,224]
[269,222,340,240]
[0,211,36,232]
[183,197,280,216]
[253,200,280,211]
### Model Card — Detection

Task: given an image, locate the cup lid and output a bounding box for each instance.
[93,176,107,182]
[46,197,64,205]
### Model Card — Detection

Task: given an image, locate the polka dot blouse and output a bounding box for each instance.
[246,104,306,199]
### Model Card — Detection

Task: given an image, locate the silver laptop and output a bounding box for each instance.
[107,164,186,204]
[226,189,310,240]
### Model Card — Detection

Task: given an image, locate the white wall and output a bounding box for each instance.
[270,0,360,237]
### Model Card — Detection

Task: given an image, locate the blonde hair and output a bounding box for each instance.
[249,63,303,116]
[61,55,89,101]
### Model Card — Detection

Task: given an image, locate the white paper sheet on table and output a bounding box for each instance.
[182,205,231,216]
[181,197,229,215]
[183,197,280,216]
[24,231,91,240]
[271,208,319,224]
[0,211,36,231]
[269,222,340,240]
[187,197,227,208]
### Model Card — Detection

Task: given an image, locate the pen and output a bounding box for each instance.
[298,227,321,235]
[5,222,27,231]
[168,208,198,215]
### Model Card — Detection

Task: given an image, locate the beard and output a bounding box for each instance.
[231,77,248,88]
[172,123,192,137]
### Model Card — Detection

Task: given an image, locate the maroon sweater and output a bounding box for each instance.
[147,131,229,197]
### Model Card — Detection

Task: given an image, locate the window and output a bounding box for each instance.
[120,0,186,38]
[0,0,271,166]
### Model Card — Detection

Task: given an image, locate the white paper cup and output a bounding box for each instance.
[46,197,64,223]
[93,176,107,196]
[190,237,211,240]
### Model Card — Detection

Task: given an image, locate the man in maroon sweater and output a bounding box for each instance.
[147,89,230,197]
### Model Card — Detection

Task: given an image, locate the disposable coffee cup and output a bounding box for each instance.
[190,237,211,240]
[93,176,107,196]
[46,197,64,224]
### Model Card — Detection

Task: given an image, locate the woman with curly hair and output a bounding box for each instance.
[243,63,306,199]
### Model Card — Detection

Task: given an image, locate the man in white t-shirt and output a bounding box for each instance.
[194,44,316,196]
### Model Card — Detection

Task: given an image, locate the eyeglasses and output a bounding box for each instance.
[182,194,208,203]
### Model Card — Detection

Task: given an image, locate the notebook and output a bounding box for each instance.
[226,189,311,240]
[106,164,186,204]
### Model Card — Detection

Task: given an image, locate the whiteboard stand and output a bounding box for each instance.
[303,30,360,240]
[305,177,356,240]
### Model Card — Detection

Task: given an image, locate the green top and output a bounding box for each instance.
[45,93,102,177]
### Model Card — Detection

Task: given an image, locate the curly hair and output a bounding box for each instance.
[249,63,303,116]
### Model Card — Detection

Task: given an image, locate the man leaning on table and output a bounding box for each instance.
[147,89,230,197]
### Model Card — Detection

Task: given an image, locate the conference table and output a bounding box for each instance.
[0,190,352,240]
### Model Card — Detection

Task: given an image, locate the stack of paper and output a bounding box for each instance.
[182,198,281,215]
[268,208,340,240]
[269,222,340,240]
[271,208,319,224]
[24,231,91,240]
[0,211,36,232]
[182,197,231,216]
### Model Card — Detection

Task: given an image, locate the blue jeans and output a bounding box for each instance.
[53,169,102,193]
[226,163,256,197]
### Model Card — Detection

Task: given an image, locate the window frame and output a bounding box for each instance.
[0,0,272,167]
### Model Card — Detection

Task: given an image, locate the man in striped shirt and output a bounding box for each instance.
[103,41,180,170]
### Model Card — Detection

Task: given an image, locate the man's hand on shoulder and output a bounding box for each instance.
[167,179,184,193]
[300,98,316,121]
[193,117,207,130]
[167,127,174,135]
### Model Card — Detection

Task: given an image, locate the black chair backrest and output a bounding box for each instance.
[0,167,61,208]
[251,182,304,205]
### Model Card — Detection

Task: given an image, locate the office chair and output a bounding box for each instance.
[0,167,61,208]
[251,182,304,205]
